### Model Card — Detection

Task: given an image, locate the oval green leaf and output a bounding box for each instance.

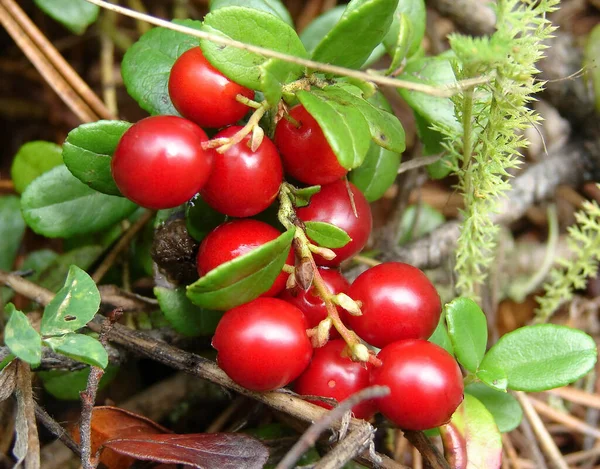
[311,0,398,69]
[44,334,108,369]
[33,0,99,35]
[201,7,307,91]
[210,0,293,26]
[41,265,101,336]
[122,20,202,116]
[21,165,137,238]
[445,298,488,373]
[10,141,63,194]
[480,324,598,392]
[0,196,25,271]
[350,144,400,202]
[38,365,119,400]
[186,228,295,310]
[398,203,445,245]
[466,383,522,433]
[428,313,454,355]
[300,6,344,55]
[155,286,224,336]
[304,221,351,249]
[63,120,132,196]
[383,0,426,58]
[4,304,41,367]
[476,366,508,392]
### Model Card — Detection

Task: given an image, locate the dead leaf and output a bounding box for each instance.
[0,361,18,402]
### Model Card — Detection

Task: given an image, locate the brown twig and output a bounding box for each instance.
[34,403,81,457]
[15,361,40,469]
[403,430,451,469]
[528,396,600,439]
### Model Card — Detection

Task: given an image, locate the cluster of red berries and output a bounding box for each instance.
[111,46,464,431]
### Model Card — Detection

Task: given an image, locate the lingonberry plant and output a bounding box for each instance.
[2,0,599,468]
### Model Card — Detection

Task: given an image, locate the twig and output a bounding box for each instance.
[275,386,389,469]
[547,386,600,410]
[528,396,600,439]
[315,425,383,469]
[92,210,155,283]
[14,361,40,469]
[34,404,81,457]
[501,434,523,469]
[403,430,450,469]
[563,446,600,465]
[205,396,246,433]
[84,0,491,98]
[397,155,443,174]
[0,270,54,306]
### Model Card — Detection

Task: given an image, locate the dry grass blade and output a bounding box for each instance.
[547,386,600,411]
[528,396,600,440]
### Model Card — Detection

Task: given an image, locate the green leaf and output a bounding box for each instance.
[63,120,132,196]
[4,304,41,367]
[398,57,460,133]
[10,141,63,194]
[41,266,101,336]
[349,144,400,202]
[33,246,103,293]
[445,298,488,373]
[466,383,522,433]
[398,203,445,245]
[296,89,371,170]
[21,165,137,238]
[428,313,454,355]
[413,112,452,179]
[476,366,508,392]
[44,334,108,369]
[187,228,295,310]
[155,286,223,336]
[304,221,351,249]
[0,196,25,270]
[210,0,293,26]
[122,20,202,116]
[383,0,426,58]
[33,0,99,35]
[385,13,412,74]
[439,394,502,469]
[311,0,398,69]
[585,24,600,112]
[201,7,307,91]
[185,195,226,242]
[290,185,321,208]
[38,365,119,400]
[300,6,344,55]
[480,324,598,392]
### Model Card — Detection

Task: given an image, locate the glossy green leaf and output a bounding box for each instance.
[480,324,598,392]
[44,334,108,369]
[311,0,398,69]
[41,266,101,336]
[300,6,344,55]
[155,286,223,336]
[349,144,400,202]
[428,313,454,355]
[476,366,508,392]
[201,7,307,91]
[0,196,25,270]
[290,185,321,208]
[122,20,202,116]
[10,141,63,194]
[185,195,227,242]
[585,24,600,112]
[296,89,371,170]
[386,13,412,74]
[439,394,502,469]
[33,246,103,293]
[445,298,488,373]
[38,365,118,400]
[383,0,426,58]
[63,120,132,196]
[398,57,460,133]
[398,203,445,245]
[210,0,293,26]
[33,0,99,34]
[259,58,289,106]
[304,221,351,249]
[21,165,137,238]
[187,228,295,310]
[466,383,522,433]
[4,304,41,367]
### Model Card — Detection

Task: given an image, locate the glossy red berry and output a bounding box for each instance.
[370,340,464,430]
[200,126,283,217]
[197,219,293,297]
[346,262,441,348]
[296,180,372,267]
[278,267,349,330]
[111,116,212,209]
[213,298,312,391]
[168,47,254,128]
[295,340,376,419]
[274,105,348,185]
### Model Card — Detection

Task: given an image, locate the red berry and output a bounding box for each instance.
[197,219,293,297]
[296,180,372,267]
[168,47,254,128]
[274,105,348,185]
[213,298,312,391]
[295,340,376,420]
[370,340,464,430]
[346,262,441,348]
[278,267,349,331]
[111,116,212,209]
[200,126,283,217]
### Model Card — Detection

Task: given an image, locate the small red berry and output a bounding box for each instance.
[274,105,348,185]
[296,180,372,267]
[168,47,254,128]
[370,340,464,430]
[111,116,212,209]
[200,126,283,217]
[346,262,441,348]
[295,340,376,420]
[197,220,293,297]
[213,298,313,391]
